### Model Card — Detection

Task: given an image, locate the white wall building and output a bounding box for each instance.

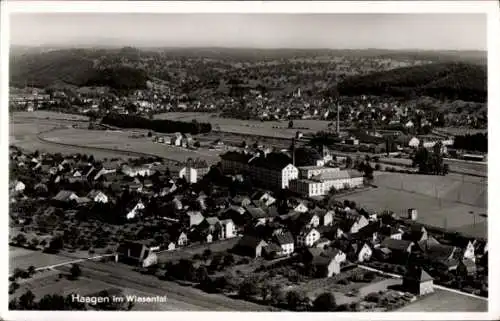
[290,169,364,197]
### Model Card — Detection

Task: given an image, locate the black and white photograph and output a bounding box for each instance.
[1,1,498,319]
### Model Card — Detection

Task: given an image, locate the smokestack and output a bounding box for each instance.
[336,104,340,135]
[292,138,296,166]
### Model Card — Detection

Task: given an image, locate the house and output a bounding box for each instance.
[220,219,237,239]
[10,180,26,193]
[314,238,331,249]
[342,215,369,234]
[408,137,420,148]
[297,228,321,247]
[403,226,428,242]
[463,240,476,262]
[53,190,79,203]
[234,235,267,258]
[379,225,404,240]
[87,190,109,203]
[311,248,346,277]
[175,231,188,247]
[187,211,205,227]
[402,267,434,296]
[117,240,160,266]
[290,202,308,213]
[295,211,321,229]
[178,164,210,184]
[171,133,183,146]
[160,181,177,196]
[379,238,415,259]
[245,206,271,225]
[457,259,477,277]
[126,201,145,220]
[182,133,194,147]
[251,191,276,207]
[273,231,295,256]
[231,195,252,207]
[319,210,335,227]
[357,243,373,262]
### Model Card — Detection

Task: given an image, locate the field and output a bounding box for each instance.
[343,175,487,238]
[396,288,487,312]
[155,112,333,138]
[155,237,242,263]
[39,128,222,164]
[9,247,75,273]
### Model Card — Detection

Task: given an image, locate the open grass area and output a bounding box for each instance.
[155,112,333,138]
[9,247,76,273]
[342,185,487,238]
[396,288,487,312]
[374,173,487,208]
[40,128,221,164]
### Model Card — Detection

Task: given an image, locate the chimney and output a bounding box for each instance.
[292,138,296,166]
[336,104,340,135]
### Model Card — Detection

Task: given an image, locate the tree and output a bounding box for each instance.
[29,237,40,250]
[202,249,213,262]
[18,290,36,310]
[14,233,27,245]
[147,131,153,137]
[27,265,36,276]
[13,268,24,280]
[313,292,337,311]
[223,254,235,267]
[288,120,294,129]
[70,263,82,280]
[196,265,209,283]
[286,290,310,311]
[239,278,259,299]
[345,156,353,169]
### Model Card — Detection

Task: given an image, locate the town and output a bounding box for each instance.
[7,12,489,314]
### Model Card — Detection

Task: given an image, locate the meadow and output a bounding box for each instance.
[396,288,487,312]
[343,173,487,238]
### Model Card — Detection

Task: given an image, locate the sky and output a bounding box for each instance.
[10,13,487,50]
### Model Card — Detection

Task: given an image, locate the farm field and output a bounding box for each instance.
[155,237,242,263]
[12,111,89,121]
[40,128,222,164]
[396,288,487,312]
[380,156,487,176]
[155,112,333,138]
[9,247,75,273]
[343,176,487,238]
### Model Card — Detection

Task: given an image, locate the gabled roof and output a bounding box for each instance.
[53,190,77,202]
[205,217,220,226]
[380,238,413,252]
[237,235,266,249]
[274,232,294,245]
[88,190,105,199]
[404,268,433,282]
[249,152,293,171]
[245,206,268,219]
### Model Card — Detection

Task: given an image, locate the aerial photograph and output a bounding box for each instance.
[6,11,488,313]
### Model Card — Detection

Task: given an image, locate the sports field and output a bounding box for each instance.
[343,173,487,238]
[396,289,487,312]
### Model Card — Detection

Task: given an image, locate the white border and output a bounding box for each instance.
[1,1,499,321]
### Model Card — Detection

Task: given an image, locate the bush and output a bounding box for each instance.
[365,292,381,303]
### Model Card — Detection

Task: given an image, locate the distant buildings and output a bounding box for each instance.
[290,168,364,197]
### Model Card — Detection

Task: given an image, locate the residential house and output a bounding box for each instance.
[53,190,79,203]
[402,267,434,296]
[87,190,109,203]
[463,240,476,262]
[181,134,194,147]
[379,224,404,240]
[403,226,428,242]
[178,162,210,184]
[318,210,335,227]
[171,133,183,146]
[220,219,237,239]
[342,214,369,234]
[126,201,145,220]
[295,211,321,229]
[187,211,205,227]
[234,235,268,258]
[379,238,415,261]
[297,228,321,247]
[117,240,160,266]
[457,259,477,277]
[251,191,276,207]
[311,248,347,277]
[273,231,295,256]
[357,243,373,262]
[10,180,26,193]
[292,201,309,213]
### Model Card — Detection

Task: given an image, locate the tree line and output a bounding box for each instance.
[102,113,212,134]
[453,133,487,153]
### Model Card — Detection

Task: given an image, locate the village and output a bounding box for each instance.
[8,137,488,311]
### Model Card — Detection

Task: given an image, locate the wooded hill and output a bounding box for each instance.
[337,62,487,102]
